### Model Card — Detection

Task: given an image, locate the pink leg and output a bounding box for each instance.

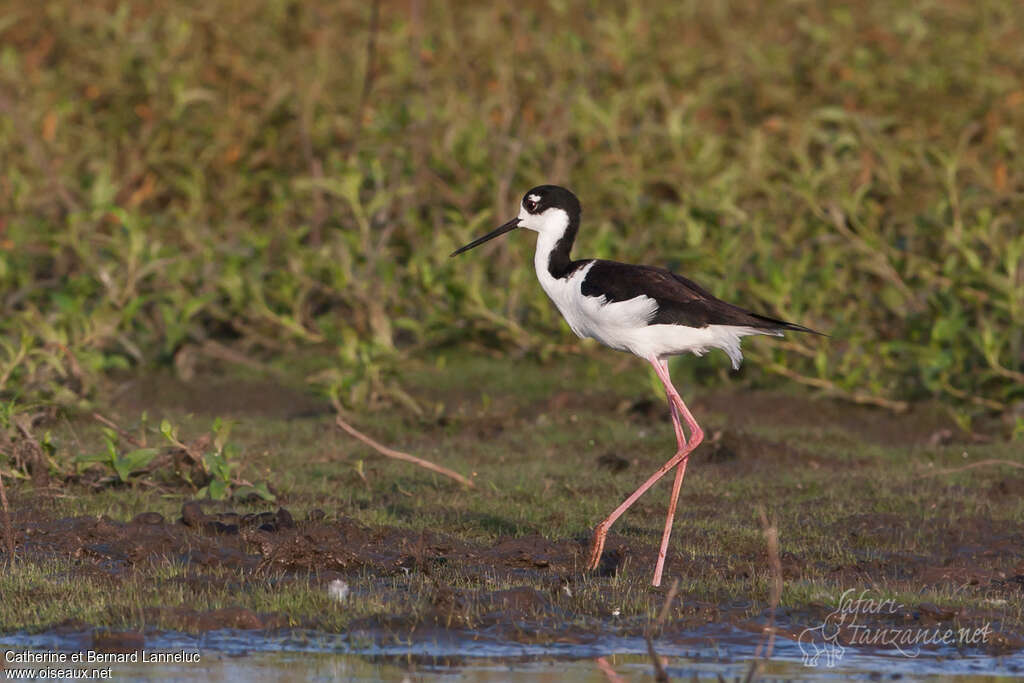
[652,359,702,586]
[594,657,627,683]
[651,401,688,586]
[586,358,704,585]
[667,387,687,449]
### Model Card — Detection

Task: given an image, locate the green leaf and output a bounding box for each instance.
[222,442,239,461]
[75,451,111,464]
[208,478,228,500]
[112,460,132,482]
[112,448,159,482]
[75,451,111,474]
[203,451,232,481]
[120,448,159,472]
[160,419,175,441]
[233,481,276,502]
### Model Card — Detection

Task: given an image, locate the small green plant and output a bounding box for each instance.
[197,417,236,500]
[159,417,275,502]
[68,416,274,500]
[74,428,159,483]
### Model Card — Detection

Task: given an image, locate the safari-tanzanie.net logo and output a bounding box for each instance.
[797,589,993,667]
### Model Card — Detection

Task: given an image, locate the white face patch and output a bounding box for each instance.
[527,194,541,204]
[517,206,569,239]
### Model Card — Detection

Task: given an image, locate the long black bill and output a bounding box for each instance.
[450,218,520,257]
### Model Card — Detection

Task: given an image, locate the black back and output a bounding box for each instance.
[580,260,820,333]
[525,185,821,334]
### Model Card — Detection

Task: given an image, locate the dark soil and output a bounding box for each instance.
[7,499,1023,653]
[3,365,1022,656]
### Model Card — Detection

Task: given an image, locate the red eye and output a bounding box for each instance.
[526,199,538,212]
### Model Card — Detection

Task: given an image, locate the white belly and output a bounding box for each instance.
[531,231,778,367]
[536,261,775,367]
[537,261,652,348]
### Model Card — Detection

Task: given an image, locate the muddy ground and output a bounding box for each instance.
[1,356,1023,658]
[5,497,1024,652]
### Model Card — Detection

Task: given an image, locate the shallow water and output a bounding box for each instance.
[3,624,1021,681]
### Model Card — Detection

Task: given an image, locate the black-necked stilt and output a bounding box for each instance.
[451,185,823,587]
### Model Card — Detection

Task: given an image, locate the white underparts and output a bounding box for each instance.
[624,323,781,369]
[531,228,781,368]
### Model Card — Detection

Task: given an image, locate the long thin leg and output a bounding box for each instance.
[652,359,702,586]
[668,391,687,450]
[586,358,704,585]
[652,401,689,586]
[655,359,701,437]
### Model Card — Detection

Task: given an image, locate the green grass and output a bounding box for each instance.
[0,558,390,633]
[0,0,1023,429]
[1,0,1023,651]
[1,356,1021,642]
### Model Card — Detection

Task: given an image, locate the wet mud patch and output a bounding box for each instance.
[10,500,596,592]
[141,607,292,632]
[5,363,1024,661]
[4,499,1022,656]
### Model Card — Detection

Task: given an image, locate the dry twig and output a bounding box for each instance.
[333,413,474,488]
[767,363,909,413]
[92,413,144,448]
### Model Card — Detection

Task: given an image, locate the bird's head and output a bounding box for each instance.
[451,185,581,256]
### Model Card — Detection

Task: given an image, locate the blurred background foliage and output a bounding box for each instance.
[0,0,1022,428]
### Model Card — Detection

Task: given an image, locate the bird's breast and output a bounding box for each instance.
[536,263,658,351]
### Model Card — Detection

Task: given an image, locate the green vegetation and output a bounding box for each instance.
[0,0,1022,433]
[0,357,1021,639]
[0,0,1022,650]
[69,415,276,500]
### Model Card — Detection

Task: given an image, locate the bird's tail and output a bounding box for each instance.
[751,314,828,337]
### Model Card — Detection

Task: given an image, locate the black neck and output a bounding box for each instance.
[546,209,581,279]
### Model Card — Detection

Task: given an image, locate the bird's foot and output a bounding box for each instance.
[586,525,607,571]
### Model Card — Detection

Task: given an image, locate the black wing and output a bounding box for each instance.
[580,260,822,334]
